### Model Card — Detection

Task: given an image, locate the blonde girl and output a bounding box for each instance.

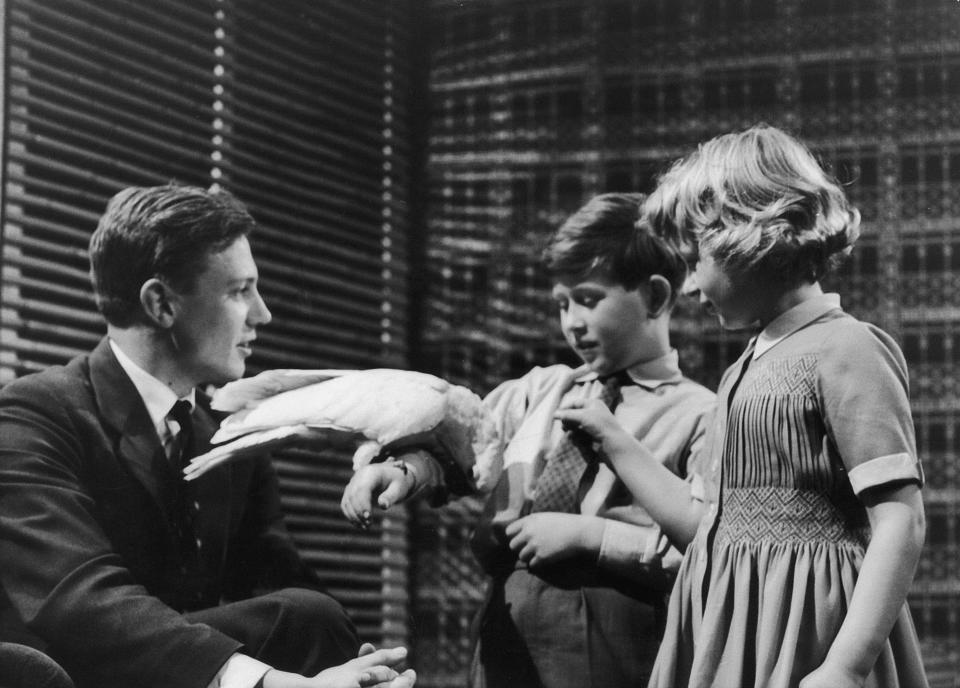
[558,125,928,688]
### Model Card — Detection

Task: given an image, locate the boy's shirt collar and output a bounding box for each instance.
[753,293,841,360]
[575,348,683,389]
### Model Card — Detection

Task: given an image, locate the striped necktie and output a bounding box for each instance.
[530,373,627,514]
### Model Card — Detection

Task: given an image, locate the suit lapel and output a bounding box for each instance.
[89,337,235,564]
[89,338,170,513]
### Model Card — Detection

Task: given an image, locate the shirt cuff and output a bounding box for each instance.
[208,653,272,688]
[388,450,448,505]
[847,452,923,495]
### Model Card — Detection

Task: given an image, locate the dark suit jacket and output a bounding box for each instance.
[0,338,319,688]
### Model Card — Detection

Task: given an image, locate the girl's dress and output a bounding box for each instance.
[650,295,929,688]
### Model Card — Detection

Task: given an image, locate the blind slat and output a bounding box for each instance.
[8,55,213,133]
[11,5,215,93]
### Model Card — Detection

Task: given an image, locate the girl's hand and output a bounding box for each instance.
[554,398,620,440]
[504,513,604,568]
[799,660,864,688]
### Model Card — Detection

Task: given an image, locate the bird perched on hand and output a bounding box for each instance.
[183,368,499,493]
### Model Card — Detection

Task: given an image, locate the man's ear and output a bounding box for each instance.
[646,275,674,318]
[140,278,176,328]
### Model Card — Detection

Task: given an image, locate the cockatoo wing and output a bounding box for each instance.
[186,369,499,493]
[210,369,449,445]
[210,369,359,413]
[183,425,336,479]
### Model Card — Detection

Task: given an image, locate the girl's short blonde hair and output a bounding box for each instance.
[644,124,860,286]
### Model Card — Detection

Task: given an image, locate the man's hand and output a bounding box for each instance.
[355,644,416,688]
[504,513,604,569]
[262,645,416,688]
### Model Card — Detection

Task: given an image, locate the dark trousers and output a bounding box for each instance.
[187,588,361,677]
[470,568,666,688]
[0,642,75,688]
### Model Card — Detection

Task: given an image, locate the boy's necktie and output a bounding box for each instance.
[530,373,627,514]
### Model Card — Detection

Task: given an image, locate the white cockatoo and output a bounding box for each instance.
[183,368,499,493]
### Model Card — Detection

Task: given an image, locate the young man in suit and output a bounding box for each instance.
[0,185,415,688]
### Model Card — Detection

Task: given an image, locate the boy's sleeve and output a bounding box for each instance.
[819,321,923,495]
[596,387,715,587]
[415,372,533,505]
[597,517,682,592]
[482,374,534,450]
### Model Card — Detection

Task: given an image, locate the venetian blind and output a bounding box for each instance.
[0,0,412,648]
[0,0,216,378]
[224,0,412,647]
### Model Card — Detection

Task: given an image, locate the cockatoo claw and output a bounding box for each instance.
[352,440,384,470]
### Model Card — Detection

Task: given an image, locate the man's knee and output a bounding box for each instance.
[0,642,75,688]
[268,588,356,639]
[261,588,360,672]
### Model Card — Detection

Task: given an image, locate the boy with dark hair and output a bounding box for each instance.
[343,192,715,688]
[0,184,415,688]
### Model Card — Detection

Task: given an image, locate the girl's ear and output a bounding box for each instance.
[140,278,177,328]
[647,275,674,318]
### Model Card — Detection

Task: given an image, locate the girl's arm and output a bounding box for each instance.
[554,399,705,546]
[800,482,925,688]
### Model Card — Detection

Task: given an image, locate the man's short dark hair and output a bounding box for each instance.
[89,184,256,327]
[542,192,687,294]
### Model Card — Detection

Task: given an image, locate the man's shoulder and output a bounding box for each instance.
[0,353,93,407]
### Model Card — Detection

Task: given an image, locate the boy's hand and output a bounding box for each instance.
[341,462,417,529]
[554,398,621,440]
[504,513,604,568]
[341,450,442,528]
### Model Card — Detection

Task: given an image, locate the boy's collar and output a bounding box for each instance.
[575,348,683,389]
[754,293,842,359]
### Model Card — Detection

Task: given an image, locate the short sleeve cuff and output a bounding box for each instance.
[599,519,657,567]
[689,471,707,503]
[847,452,923,495]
